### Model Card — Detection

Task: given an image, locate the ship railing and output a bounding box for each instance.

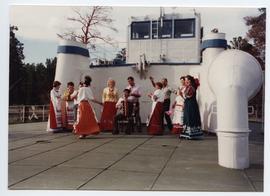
[8,104,263,124]
[9,105,49,124]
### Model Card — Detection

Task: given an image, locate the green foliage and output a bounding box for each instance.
[228,8,265,70]
[244,8,265,69]
[19,58,57,105]
[9,26,25,105]
[241,8,265,118]
[227,9,265,117]
[228,36,260,59]
[9,26,57,105]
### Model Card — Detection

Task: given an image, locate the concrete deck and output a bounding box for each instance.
[8,122,264,191]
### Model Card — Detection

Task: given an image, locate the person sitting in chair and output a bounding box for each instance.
[113,89,134,135]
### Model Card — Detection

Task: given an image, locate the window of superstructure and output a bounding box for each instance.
[160,20,172,38]
[152,20,172,39]
[174,19,195,38]
[131,21,150,39]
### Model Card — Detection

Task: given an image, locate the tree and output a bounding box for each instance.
[34,63,49,104]
[228,36,259,58]
[9,25,57,106]
[21,63,36,104]
[19,58,57,105]
[113,48,126,64]
[58,6,117,49]
[239,8,266,120]
[9,26,25,105]
[45,57,57,89]
[244,8,265,69]
[229,36,251,50]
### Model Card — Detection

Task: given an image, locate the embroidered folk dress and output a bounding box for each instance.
[47,88,63,132]
[100,87,119,131]
[62,89,78,130]
[73,86,100,135]
[181,85,203,139]
[171,95,185,134]
[147,89,165,135]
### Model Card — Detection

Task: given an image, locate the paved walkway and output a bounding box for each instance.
[8,122,264,191]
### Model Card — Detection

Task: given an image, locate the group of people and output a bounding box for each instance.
[47,74,203,139]
[147,75,203,139]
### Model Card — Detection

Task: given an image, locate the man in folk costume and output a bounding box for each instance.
[126,76,142,132]
[47,81,63,132]
[147,82,165,135]
[150,77,173,131]
[100,78,119,132]
[126,77,141,103]
[62,82,78,131]
[170,76,186,134]
[73,76,103,139]
[113,89,134,134]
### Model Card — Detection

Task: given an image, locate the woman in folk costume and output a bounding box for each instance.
[170,76,186,134]
[100,78,119,132]
[62,82,78,130]
[47,81,63,132]
[180,75,203,139]
[74,76,103,139]
[147,82,165,135]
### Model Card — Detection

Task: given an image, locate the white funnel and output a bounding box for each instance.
[198,32,227,131]
[54,39,90,93]
[202,32,226,66]
[208,49,263,169]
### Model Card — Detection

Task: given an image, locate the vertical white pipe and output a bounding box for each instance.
[217,132,249,169]
[217,87,248,131]
[216,86,250,169]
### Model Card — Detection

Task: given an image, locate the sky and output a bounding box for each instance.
[9,6,261,64]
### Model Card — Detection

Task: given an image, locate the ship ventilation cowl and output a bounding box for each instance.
[208,49,263,169]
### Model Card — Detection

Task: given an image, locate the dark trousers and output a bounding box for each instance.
[163,98,172,130]
[113,113,134,134]
[74,104,78,122]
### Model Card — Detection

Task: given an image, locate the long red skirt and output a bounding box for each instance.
[171,124,183,134]
[61,101,67,129]
[64,102,75,130]
[74,101,100,135]
[100,101,117,131]
[49,100,62,129]
[147,102,164,135]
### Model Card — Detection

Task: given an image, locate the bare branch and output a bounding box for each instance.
[73,8,88,24]
[58,6,117,46]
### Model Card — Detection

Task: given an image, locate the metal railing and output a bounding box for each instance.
[210,104,263,122]
[8,104,263,124]
[248,105,263,122]
[9,105,49,124]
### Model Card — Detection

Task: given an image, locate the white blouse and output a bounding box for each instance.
[50,88,61,111]
[152,89,165,102]
[126,84,142,102]
[77,86,94,103]
[70,90,79,105]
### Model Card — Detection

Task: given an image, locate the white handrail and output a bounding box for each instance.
[9,105,49,124]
